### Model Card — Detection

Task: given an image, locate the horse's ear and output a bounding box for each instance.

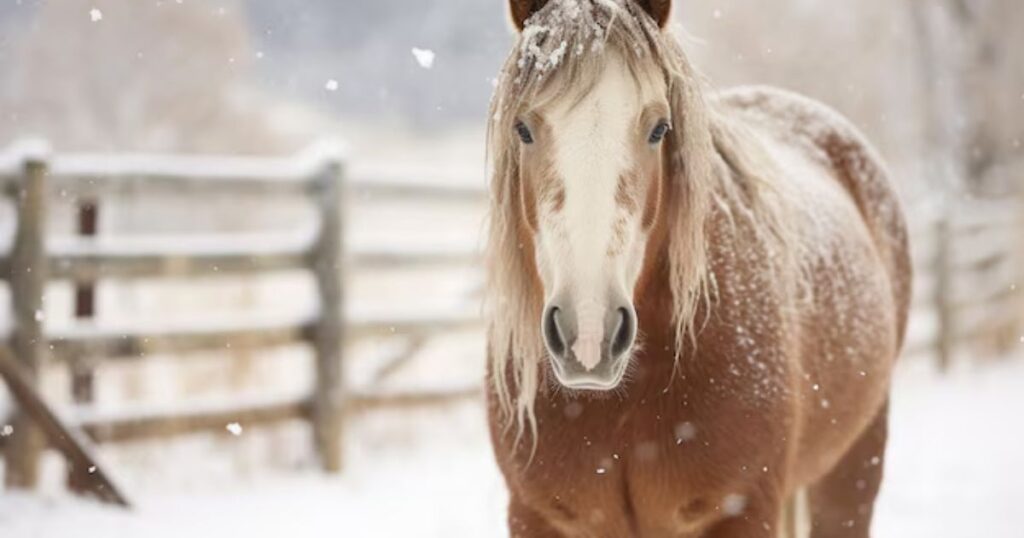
[508,0,550,32]
[636,0,673,28]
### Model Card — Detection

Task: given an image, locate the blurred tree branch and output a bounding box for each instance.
[910,0,1024,196]
[0,0,299,154]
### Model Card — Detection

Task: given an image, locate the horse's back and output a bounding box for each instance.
[716,86,912,487]
[718,85,912,343]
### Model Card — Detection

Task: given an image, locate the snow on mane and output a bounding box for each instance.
[516,0,611,73]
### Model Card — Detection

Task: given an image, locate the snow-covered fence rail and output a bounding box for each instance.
[0,140,485,494]
[905,198,1022,368]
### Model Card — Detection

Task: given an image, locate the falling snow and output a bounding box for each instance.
[411,48,436,69]
[0,3,1019,537]
[722,493,747,516]
[674,421,697,444]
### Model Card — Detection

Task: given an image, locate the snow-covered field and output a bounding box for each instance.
[1,356,1021,537]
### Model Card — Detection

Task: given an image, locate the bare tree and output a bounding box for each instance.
[0,0,296,153]
[910,0,1024,195]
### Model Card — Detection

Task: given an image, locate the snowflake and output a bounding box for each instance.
[412,48,436,69]
[722,494,747,516]
[674,421,698,444]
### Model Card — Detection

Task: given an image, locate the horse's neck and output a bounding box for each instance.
[632,244,694,376]
[631,207,750,376]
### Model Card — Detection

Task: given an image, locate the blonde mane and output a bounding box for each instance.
[485,0,798,441]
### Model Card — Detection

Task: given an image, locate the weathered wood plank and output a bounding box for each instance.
[42,308,479,366]
[48,317,315,363]
[68,198,99,496]
[348,310,481,339]
[76,395,310,444]
[347,386,481,413]
[0,240,477,282]
[70,200,100,404]
[933,216,956,370]
[311,160,345,473]
[369,335,429,385]
[45,234,311,282]
[4,156,48,489]
[73,386,480,444]
[0,346,131,507]
[43,143,344,196]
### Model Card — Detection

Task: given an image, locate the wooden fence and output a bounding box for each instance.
[0,140,483,495]
[904,198,1022,367]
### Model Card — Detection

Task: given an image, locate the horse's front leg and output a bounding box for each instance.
[703,493,784,538]
[508,496,567,538]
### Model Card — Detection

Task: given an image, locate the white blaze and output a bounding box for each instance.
[538,54,649,369]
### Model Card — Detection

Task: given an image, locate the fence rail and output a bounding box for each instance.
[904,201,1022,366]
[0,141,485,497]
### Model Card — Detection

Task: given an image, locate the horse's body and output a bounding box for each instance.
[485,3,910,537]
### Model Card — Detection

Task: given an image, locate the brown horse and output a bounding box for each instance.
[484,1,911,537]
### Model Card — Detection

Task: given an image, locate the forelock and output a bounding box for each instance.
[492,0,667,131]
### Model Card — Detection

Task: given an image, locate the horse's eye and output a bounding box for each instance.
[515,121,534,144]
[648,120,671,144]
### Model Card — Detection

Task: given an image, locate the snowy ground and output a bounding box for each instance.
[873,357,1024,537]
[1,355,1022,537]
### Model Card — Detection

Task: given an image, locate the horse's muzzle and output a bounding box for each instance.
[542,299,636,391]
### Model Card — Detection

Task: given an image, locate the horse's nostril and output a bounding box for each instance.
[610,307,634,358]
[544,306,566,357]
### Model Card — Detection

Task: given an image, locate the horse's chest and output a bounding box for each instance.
[516,391,786,536]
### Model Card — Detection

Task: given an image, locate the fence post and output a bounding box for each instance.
[71,199,98,403]
[4,150,49,489]
[311,157,345,473]
[933,214,954,372]
[67,199,99,494]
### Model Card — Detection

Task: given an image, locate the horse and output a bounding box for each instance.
[484,1,911,537]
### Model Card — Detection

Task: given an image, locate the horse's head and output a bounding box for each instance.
[496,0,680,392]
